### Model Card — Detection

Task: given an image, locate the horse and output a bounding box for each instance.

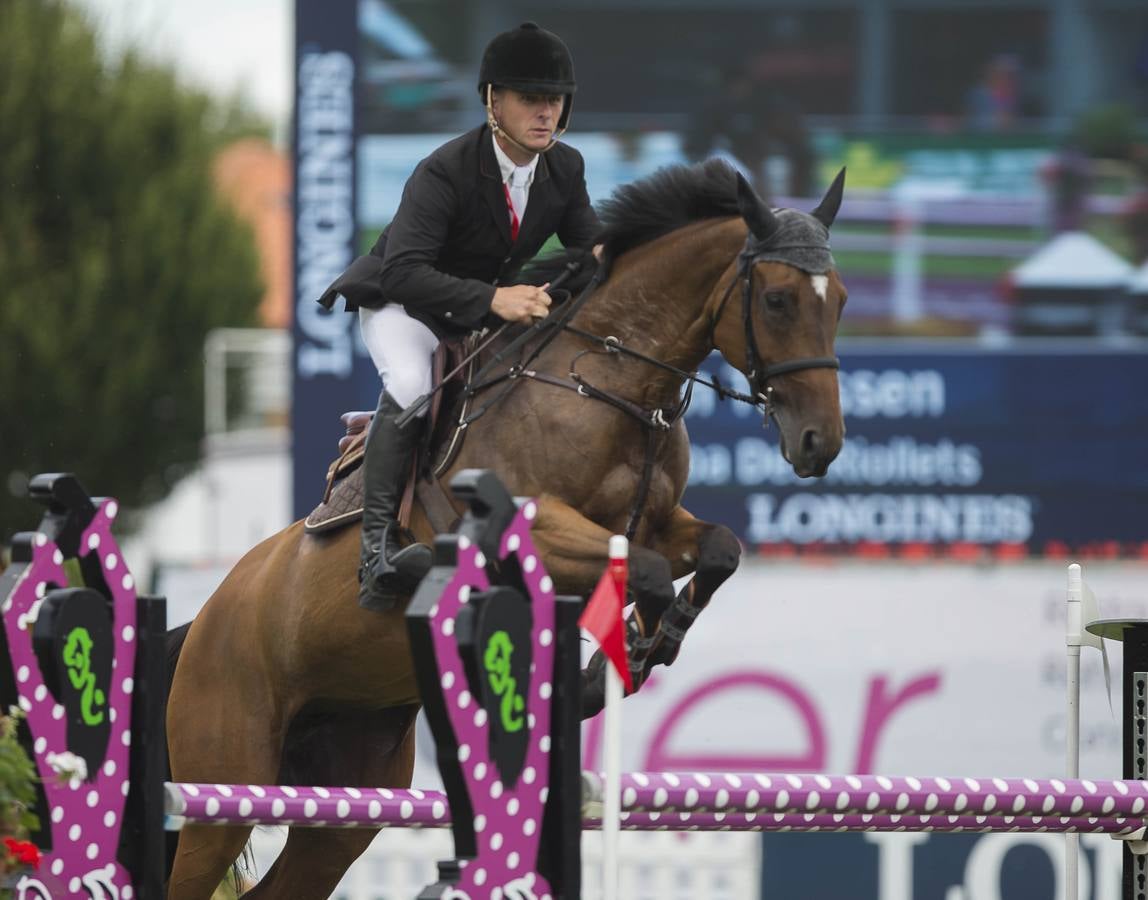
[165,159,849,898]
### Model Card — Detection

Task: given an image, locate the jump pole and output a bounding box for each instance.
[158,779,1148,834]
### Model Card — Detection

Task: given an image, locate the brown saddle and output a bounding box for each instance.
[303,336,477,537]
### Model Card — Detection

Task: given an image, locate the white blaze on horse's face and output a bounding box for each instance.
[811,274,829,303]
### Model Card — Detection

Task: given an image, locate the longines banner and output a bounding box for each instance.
[683,341,1148,555]
[291,0,376,519]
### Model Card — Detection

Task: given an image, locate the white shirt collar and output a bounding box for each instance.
[491,132,539,186]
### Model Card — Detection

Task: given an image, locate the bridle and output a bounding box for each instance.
[709,235,840,418]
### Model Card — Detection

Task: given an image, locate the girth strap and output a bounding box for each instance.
[624,428,659,541]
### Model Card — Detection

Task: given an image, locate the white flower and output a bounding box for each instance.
[46,751,88,787]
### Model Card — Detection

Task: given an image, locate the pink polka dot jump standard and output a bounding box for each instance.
[3,471,1148,899]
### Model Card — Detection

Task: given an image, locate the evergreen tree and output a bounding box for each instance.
[0,0,266,540]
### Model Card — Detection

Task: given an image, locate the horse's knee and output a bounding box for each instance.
[697,524,741,586]
[630,551,674,622]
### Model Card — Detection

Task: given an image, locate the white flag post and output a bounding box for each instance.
[1065,562,1109,900]
[602,535,628,900]
[1065,563,1084,900]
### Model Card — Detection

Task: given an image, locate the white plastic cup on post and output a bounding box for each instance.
[1066,562,1083,900]
[1066,563,1084,774]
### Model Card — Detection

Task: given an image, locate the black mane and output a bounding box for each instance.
[521,158,743,292]
[596,157,742,257]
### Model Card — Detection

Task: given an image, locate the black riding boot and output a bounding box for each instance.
[359,391,433,611]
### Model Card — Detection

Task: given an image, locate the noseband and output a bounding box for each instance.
[711,237,840,416]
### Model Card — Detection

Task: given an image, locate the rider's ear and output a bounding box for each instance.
[811,167,846,229]
[735,173,778,242]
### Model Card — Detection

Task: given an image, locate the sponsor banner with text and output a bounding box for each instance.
[577,560,1144,900]
[684,341,1148,558]
[292,0,380,518]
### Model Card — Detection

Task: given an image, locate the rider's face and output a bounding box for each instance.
[492,88,565,156]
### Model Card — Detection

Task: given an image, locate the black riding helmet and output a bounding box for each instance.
[478,22,576,133]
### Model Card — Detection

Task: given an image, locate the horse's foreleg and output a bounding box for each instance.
[167,674,284,898]
[241,705,419,899]
[646,507,741,671]
[166,586,290,900]
[531,496,676,717]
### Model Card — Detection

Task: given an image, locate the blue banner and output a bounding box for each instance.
[761,832,1118,899]
[291,0,378,519]
[683,342,1148,554]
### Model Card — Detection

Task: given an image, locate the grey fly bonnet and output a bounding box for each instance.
[736,166,845,274]
[752,207,836,275]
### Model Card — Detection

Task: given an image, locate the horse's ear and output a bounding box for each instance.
[736,172,778,241]
[811,167,846,229]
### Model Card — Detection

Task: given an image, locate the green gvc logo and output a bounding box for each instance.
[484,630,525,733]
[63,627,106,726]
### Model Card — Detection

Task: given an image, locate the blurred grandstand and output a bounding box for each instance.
[356,0,1148,338]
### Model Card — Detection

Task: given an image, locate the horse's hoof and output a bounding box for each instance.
[648,639,681,670]
[580,650,646,719]
[580,656,606,719]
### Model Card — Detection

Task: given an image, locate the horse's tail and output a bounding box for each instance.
[166,621,192,694]
[163,623,191,886]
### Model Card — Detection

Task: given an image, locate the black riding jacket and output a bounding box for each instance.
[319,124,600,337]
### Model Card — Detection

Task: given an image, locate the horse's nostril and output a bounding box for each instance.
[800,428,821,458]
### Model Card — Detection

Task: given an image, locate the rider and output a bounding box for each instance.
[319,22,601,611]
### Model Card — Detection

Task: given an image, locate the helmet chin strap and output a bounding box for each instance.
[484,84,566,155]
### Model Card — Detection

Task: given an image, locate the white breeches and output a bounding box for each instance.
[359,304,439,414]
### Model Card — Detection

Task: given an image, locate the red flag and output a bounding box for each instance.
[578,556,632,693]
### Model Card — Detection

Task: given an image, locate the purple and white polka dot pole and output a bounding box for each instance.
[584,771,1148,820]
[164,783,452,828]
[607,810,1147,834]
[164,780,1146,834]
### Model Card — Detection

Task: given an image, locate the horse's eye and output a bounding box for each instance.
[764,292,789,311]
